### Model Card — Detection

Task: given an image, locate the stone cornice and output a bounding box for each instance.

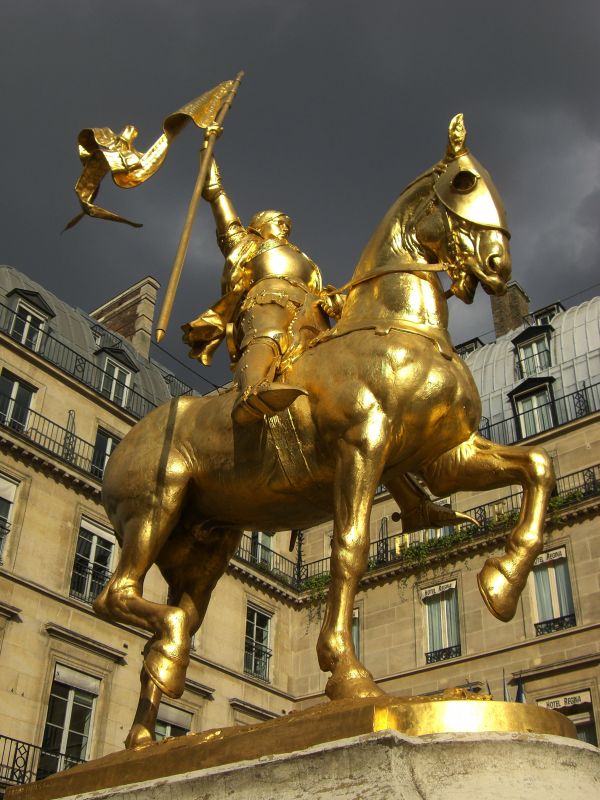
[0,599,22,622]
[228,697,279,720]
[45,622,127,665]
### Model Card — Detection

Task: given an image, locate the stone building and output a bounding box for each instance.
[0,268,598,794]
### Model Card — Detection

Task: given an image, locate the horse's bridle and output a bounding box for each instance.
[325,258,453,299]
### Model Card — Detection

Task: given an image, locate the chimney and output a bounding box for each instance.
[90,276,160,359]
[490,281,530,338]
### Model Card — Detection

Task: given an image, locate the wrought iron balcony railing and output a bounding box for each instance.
[69,560,112,604]
[0,302,192,420]
[515,348,551,379]
[0,393,105,483]
[235,532,298,587]
[534,613,577,637]
[0,734,85,789]
[425,644,461,663]
[243,638,272,682]
[479,382,600,446]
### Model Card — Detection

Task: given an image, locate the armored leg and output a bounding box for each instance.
[232,337,306,425]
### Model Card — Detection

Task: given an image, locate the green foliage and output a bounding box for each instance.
[302,574,331,626]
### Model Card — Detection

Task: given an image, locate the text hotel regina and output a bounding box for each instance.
[0,266,599,792]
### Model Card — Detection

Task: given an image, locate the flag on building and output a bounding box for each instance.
[515,674,527,703]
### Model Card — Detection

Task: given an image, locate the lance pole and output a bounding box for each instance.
[155,70,244,343]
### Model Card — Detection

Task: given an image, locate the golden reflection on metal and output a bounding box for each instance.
[64,78,238,230]
[92,112,556,750]
[6,695,576,800]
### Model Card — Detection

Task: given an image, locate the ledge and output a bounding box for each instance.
[510,651,600,681]
[228,696,279,720]
[44,622,127,665]
[0,599,22,622]
[184,678,215,700]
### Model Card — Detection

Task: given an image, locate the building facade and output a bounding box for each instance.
[0,269,598,793]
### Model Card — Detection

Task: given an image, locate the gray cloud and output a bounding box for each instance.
[2,0,599,386]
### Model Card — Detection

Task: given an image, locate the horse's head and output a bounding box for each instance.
[412,114,512,304]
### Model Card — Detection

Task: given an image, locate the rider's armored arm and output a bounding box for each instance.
[202,158,246,257]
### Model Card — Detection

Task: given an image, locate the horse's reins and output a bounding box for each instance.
[325,259,455,299]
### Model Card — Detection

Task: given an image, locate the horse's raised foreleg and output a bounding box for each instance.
[123,524,243,749]
[422,433,555,622]
[317,415,388,700]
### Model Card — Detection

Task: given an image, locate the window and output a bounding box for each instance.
[517,337,551,378]
[250,531,273,568]
[0,473,18,559]
[421,581,461,663]
[244,605,272,682]
[37,665,98,779]
[351,607,360,659]
[532,547,576,635]
[91,429,120,479]
[455,337,484,358]
[516,388,553,437]
[69,521,114,604]
[538,690,597,746]
[155,704,192,741]
[11,302,46,351]
[532,303,564,326]
[0,371,35,432]
[100,359,131,408]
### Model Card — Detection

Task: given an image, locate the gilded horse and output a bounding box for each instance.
[96,115,554,748]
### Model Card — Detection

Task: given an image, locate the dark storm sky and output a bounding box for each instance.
[2,1,599,389]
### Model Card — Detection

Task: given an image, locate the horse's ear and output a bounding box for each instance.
[447,113,468,158]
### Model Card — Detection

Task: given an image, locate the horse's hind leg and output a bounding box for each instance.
[94,480,191,700]
[124,524,243,749]
[422,433,555,622]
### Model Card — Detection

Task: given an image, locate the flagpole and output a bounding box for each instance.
[155,71,244,343]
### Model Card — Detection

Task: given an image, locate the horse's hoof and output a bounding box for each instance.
[125,723,154,750]
[325,673,385,701]
[477,559,521,622]
[144,643,189,699]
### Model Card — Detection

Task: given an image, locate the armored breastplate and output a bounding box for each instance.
[250,241,321,290]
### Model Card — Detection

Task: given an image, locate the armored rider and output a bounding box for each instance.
[182,156,343,425]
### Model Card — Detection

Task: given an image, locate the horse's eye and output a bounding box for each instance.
[452,170,478,193]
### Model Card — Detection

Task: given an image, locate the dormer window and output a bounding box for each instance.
[11,302,46,351]
[455,337,484,359]
[512,325,553,380]
[517,336,551,378]
[508,377,557,439]
[100,358,131,407]
[532,302,564,327]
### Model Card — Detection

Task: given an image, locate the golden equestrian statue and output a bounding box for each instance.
[91,113,555,749]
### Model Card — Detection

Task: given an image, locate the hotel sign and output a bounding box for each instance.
[538,690,591,710]
[533,546,566,567]
[420,580,456,599]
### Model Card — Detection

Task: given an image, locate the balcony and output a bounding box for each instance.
[534,613,577,637]
[425,644,461,663]
[69,561,112,604]
[243,638,272,682]
[0,734,84,791]
[0,302,191,420]
[479,382,600,445]
[0,394,105,484]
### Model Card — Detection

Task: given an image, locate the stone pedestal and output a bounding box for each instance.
[7,698,599,800]
[27,731,600,800]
